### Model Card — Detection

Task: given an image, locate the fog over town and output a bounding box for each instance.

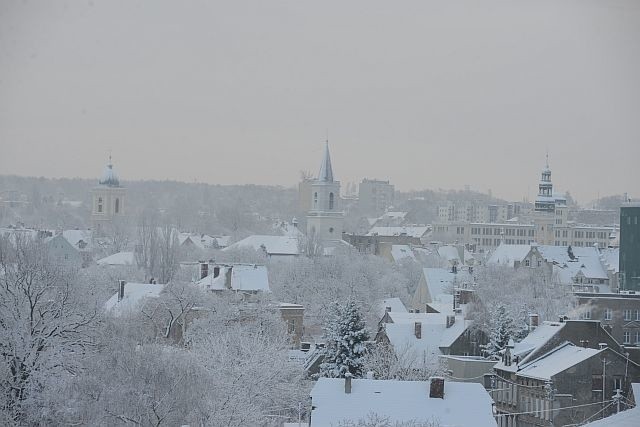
[1,1,639,426]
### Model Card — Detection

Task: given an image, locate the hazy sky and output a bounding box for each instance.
[1,0,639,204]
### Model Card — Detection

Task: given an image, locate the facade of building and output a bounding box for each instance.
[91,157,126,235]
[432,160,616,252]
[576,292,640,349]
[358,178,394,216]
[620,204,640,291]
[306,142,345,244]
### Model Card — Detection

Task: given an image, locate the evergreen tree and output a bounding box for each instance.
[481,304,514,359]
[319,300,370,378]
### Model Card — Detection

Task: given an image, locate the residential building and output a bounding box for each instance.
[194,262,270,293]
[620,203,640,291]
[488,243,611,292]
[493,342,640,427]
[576,292,640,350]
[91,156,126,235]
[358,178,394,216]
[309,377,497,427]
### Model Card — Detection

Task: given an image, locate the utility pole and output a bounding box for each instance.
[602,357,606,418]
[545,379,556,426]
[613,389,622,414]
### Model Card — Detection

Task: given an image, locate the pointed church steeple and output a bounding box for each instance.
[317,141,334,182]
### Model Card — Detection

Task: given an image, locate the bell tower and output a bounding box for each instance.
[306,142,344,243]
[91,155,126,235]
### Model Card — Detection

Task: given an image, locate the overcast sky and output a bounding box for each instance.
[1,0,639,204]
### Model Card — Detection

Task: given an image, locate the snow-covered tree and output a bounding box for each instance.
[481,304,514,359]
[319,300,370,378]
[0,235,97,424]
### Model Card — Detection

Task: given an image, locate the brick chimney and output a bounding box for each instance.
[118,280,126,301]
[429,377,445,399]
[414,322,422,339]
[344,373,353,394]
[446,315,455,328]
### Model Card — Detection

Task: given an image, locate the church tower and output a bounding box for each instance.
[91,156,126,234]
[306,142,344,243]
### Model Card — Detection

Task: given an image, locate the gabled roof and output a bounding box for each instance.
[422,267,471,305]
[104,282,164,315]
[495,321,566,371]
[97,251,135,266]
[487,244,532,266]
[222,235,300,256]
[383,313,471,358]
[62,229,93,252]
[512,342,601,381]
[310,378,496,427]
[377,297,408,316]
[538,245,608,281]
[196,264,270,292]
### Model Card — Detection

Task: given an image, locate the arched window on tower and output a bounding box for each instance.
[314,192,318,207]
[115,198,120,214]
[97,197,103,213]
[329,192,334,210]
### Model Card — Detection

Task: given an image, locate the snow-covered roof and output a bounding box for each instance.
[581,383,640,426]
[380,211,407,220]
[97,251,135,266]
[487,244,532,266]
[195,264,270,292]
[600,248,619,273]
[538,245,608,281]
[377,297,408,316]
[495,321,566,371]
[222,235,300,256]
[383,313,471,357]
[512,343,601,381]
[178,232,228,250]
[62,229,93,251]
[423,268,471,304]
[366,226,430,238]
[104,282,164,315]
[390,245,416,262]
[310,378,496,427]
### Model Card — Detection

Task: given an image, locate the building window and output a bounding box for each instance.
[115,198,120,214]
[624,310,632,321]
[604,309,612,321]
[97,197,103,213]
[287,319,296,334]
[525,259,530,267]
[636,331,640,344]
[313,192,318,207]
[636,310,640,321]
[329,192,334,210]
[623,331,631,344]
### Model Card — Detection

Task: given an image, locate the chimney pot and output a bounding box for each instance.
[385,306,392,313]
[118,280,126,301]
[415,321,422,339]
[529,313,539,331]
[344,373,352,394]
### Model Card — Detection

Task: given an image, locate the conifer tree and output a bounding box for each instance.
[481,304,514,359]
[319,300,370,378]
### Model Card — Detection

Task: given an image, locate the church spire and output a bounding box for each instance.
[317,140,334,182]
